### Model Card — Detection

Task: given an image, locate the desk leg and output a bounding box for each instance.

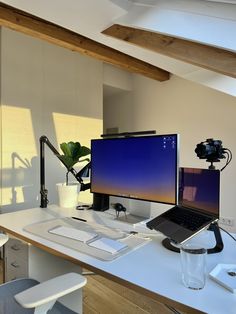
[28,246,83,313]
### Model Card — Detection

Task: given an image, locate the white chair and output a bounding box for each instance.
[0,234,87,314]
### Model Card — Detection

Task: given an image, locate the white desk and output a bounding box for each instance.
[1,206,236,314]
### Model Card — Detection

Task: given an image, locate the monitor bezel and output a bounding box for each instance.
[90,134,179,206]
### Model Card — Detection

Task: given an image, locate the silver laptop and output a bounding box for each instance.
[147,167,220,244]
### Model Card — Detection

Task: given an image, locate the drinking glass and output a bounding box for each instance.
[180,242,207,290]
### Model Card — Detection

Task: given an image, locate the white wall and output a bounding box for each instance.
[103,64,133,92]
[103,64,134,133]
[104,91,134,133]
[104,72,236,228]
[0,27,103,212]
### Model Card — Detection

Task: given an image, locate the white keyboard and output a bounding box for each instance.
[49,226,98,243]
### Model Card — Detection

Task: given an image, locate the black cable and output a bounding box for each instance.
[219,226,236,242]
[221,148,232,171]
[228,149,233,165]
[225,149,232,165]
[221,152,229,172]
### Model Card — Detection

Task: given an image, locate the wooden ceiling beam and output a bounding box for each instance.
[102,24,236,79]
[0,2,169,82]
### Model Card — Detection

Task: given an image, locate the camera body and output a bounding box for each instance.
[195,138,225,162]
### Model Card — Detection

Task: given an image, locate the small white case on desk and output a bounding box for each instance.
[209,264,236,293]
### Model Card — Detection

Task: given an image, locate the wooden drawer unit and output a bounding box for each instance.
[4,238,29,282]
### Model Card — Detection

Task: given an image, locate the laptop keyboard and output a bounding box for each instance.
[167,207,212,231]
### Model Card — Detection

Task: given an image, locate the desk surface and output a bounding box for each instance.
[1,206,236,314]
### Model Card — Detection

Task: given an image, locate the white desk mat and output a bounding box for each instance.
[24,217,150,261]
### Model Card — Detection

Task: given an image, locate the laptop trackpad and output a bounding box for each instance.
[157,221,182,236]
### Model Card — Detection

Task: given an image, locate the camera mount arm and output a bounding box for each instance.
[40,135,91,208]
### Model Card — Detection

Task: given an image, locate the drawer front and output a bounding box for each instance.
[4,238,29,282]
[5,253,28,281]
[5,238,28,261]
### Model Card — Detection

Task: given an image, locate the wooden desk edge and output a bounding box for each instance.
[0,225,205,314]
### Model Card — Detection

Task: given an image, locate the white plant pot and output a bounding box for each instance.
[56,183,81,208]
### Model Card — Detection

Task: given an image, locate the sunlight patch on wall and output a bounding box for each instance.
[53,113,103,148]
[1,105,37,205]
[2,105,37,168]
[53,113,103,204]
[1,187,24,206]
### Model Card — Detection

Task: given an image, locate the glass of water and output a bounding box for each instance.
[180,242,207,290]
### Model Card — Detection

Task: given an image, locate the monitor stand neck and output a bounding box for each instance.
[90,193,109,211]
[162,222,224,254]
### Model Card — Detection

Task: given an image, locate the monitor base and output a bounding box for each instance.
[115,213,147,224]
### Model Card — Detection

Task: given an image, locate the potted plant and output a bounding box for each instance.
[57,141,91,208]
[59,141,91,185]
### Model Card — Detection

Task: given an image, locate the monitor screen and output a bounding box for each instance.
[179,167,220,217]
[91,134,178,205]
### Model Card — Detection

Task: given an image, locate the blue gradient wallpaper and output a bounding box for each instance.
[179,168,220,216]
[91,135,178,204]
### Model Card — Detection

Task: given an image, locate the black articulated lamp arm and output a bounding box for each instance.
[39,135,91,208]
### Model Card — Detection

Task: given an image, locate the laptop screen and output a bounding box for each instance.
[179,168,220,217]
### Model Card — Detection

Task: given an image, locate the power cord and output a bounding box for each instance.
[219,226,236,242]
[221,148,232,171]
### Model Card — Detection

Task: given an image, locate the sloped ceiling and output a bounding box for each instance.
[1,0,236,96]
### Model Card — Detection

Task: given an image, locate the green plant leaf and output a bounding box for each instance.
[60,142,82,159]
[71,142,82,159]
[60,142,72,157]
[59,141,91,171]
[80,146,91,157]
[59,155,78,170]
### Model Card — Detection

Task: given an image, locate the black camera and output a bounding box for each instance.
[195,138,231,171]
[195,138,225,163]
